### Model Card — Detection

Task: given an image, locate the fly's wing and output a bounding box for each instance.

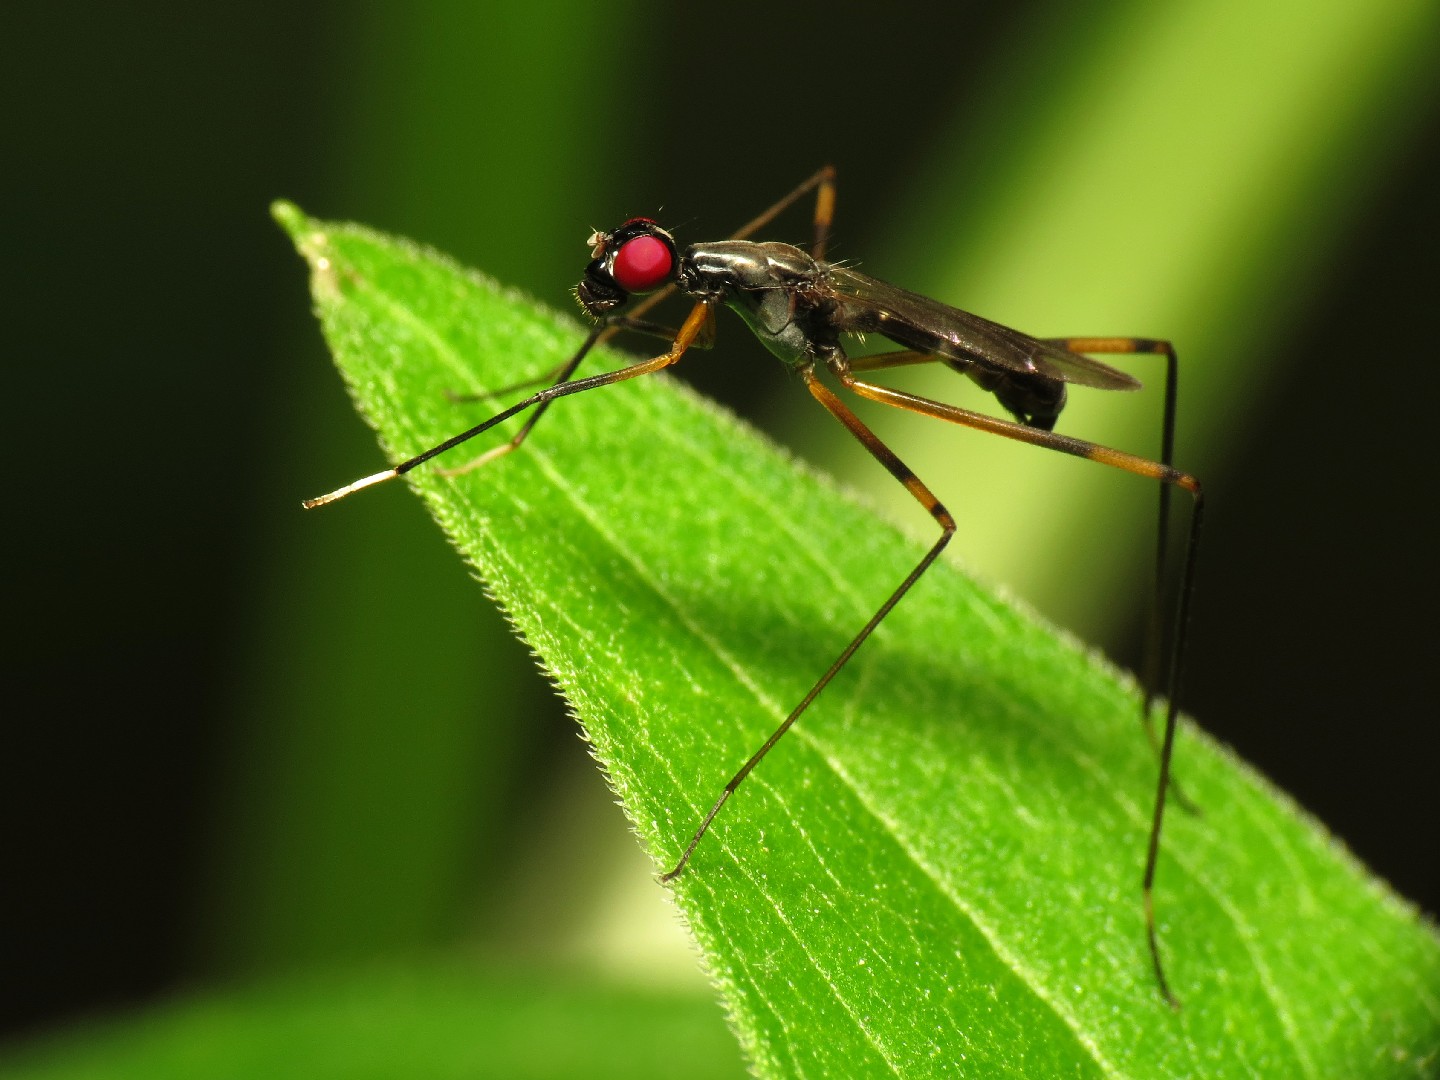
[827,267,1141,391]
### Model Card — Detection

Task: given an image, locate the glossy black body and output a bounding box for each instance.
[580,222,1141,431]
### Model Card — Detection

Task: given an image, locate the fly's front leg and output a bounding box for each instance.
[439,310,716,478]
[304,301,715,507]
[445,315,698,405]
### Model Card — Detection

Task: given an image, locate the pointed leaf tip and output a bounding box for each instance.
[270,200,308,237]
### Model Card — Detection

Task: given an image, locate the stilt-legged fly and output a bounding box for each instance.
[305,166,1204,1007]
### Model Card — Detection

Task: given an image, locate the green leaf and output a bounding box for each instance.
[0,964,747,1080]
[275,203,1440,1078]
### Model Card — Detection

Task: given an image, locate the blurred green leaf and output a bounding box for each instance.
[273,203,1440,1077]
[833,0,1440,642]
[204,1,639,978]
[0,964,746,1080]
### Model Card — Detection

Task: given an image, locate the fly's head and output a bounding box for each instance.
[576,218,678,318]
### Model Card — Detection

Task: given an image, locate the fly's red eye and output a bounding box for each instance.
[611,234,673,293]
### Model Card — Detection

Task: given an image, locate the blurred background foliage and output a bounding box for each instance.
[5,0,1437,1070]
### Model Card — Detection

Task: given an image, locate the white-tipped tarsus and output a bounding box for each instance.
[302,468,397,509]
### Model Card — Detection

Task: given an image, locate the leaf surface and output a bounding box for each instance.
[276,203,1440,1078]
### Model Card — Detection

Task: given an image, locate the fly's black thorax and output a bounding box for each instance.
[677,241,838,368]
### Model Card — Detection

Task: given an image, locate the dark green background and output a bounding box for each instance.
[6,0,1437,1051]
